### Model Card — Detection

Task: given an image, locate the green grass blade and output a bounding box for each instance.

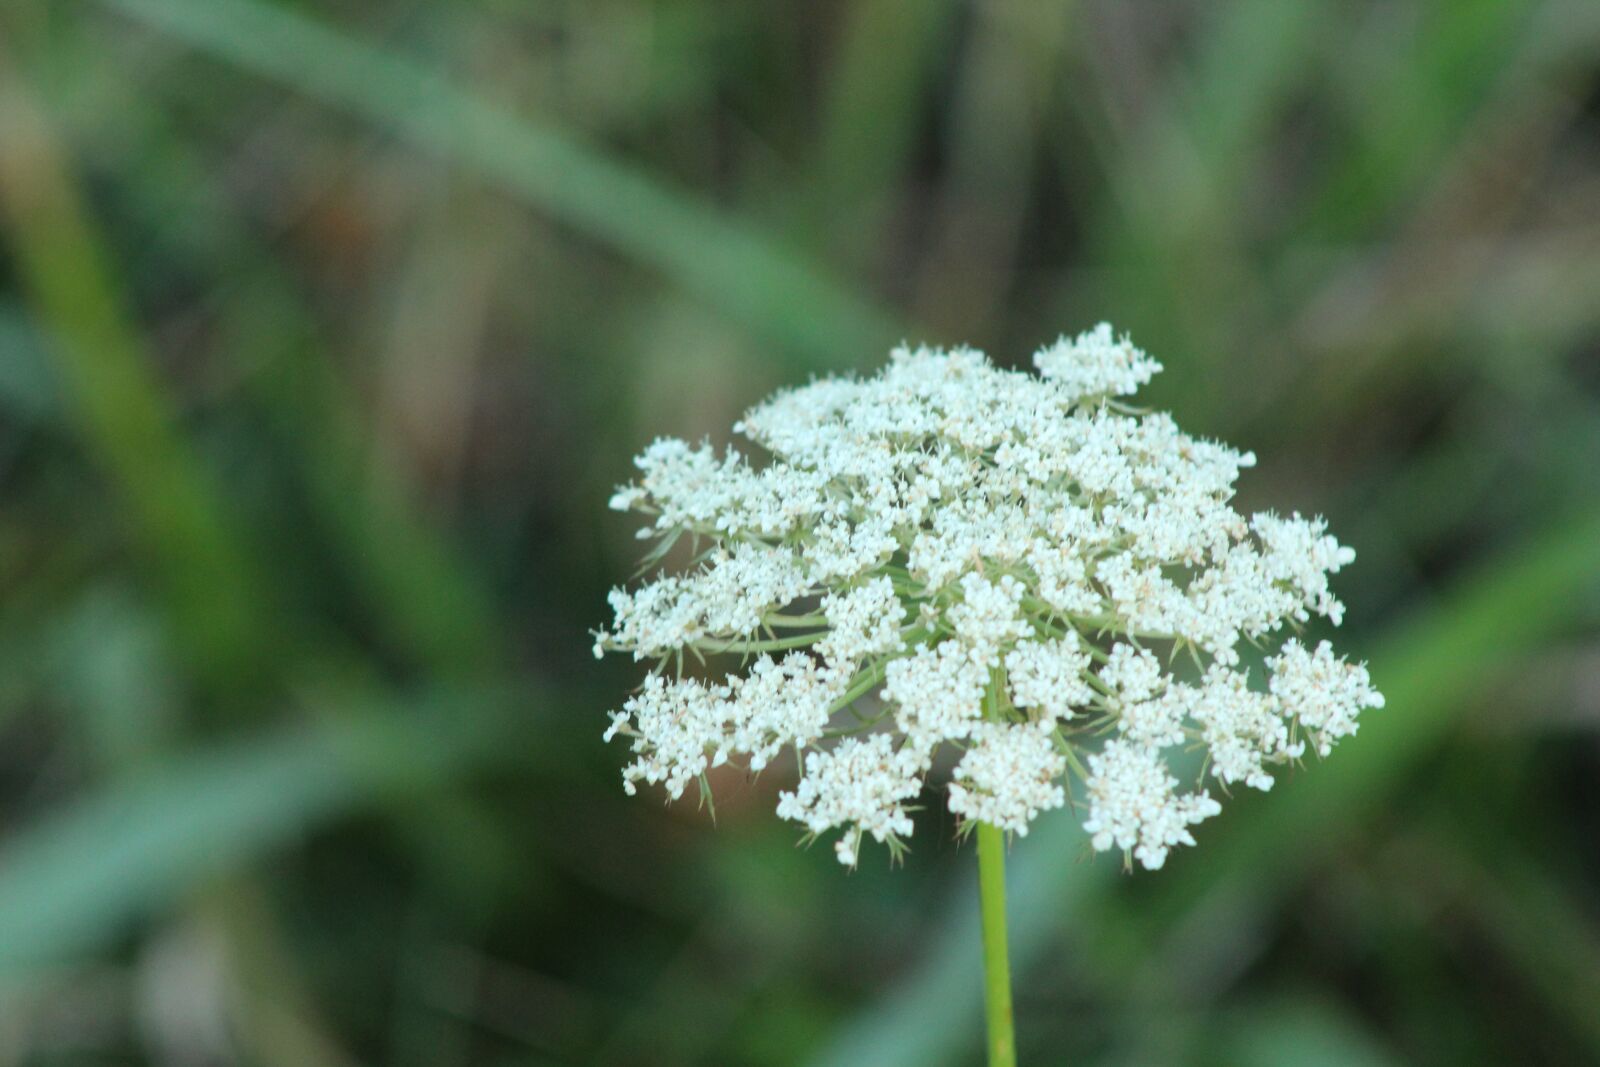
[1220,994,1403,1067]
[0,58,274,687]
[1301,0,1536,243]
[808,0,957,265]
[0,305,61,424]
[0,688,526,982]
[100,0,902,366]
[233,281,504,678]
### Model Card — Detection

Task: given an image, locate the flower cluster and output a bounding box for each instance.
[596,325,1383,870]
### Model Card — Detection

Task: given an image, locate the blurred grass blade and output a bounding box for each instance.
[0,305,61,425]
[0,689,524,981]
[1302,0,1536,242]
[233,279,503,678]
[1221,995,1403,1067]
[0,51,274,687]
[100,0,902,365]
[811,507,1600,1067]
[1429,833,1600,1054]
[1079,0,1338,415]
[808,0,957,265]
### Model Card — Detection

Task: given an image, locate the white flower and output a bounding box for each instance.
[1005,636,1094,721]
[1101,643,1166,702]
[1083,740,1221,871]
[1117,685,1190,750]
[776,734,923,866]
[1033,323,1162,399]
[1191,665,1301,792]
[948,721,1067,835]
[948,574,1030,667]
[599,328,1381,867]
[603,542,813,659]
[884,640,988,750]
[1269,639,1384,757]
[612,673,734,801]
[727,652,847,772]
[818,576,906,670]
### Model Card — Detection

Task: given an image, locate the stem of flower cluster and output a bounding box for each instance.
[976,821,1016,1067]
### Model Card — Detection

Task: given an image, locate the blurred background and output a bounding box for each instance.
[2,0,1599,1064]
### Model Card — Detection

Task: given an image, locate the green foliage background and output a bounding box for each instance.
[2,1,1599,1064]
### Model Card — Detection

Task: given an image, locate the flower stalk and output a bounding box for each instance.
[977,821,1016,1067]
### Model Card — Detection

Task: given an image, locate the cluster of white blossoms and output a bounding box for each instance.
[597,325,1384,870]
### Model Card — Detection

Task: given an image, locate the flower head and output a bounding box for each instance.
[597,325,1383,869]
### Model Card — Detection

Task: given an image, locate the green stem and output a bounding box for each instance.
[688,631,821,654]
[977,822,1016,1067]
